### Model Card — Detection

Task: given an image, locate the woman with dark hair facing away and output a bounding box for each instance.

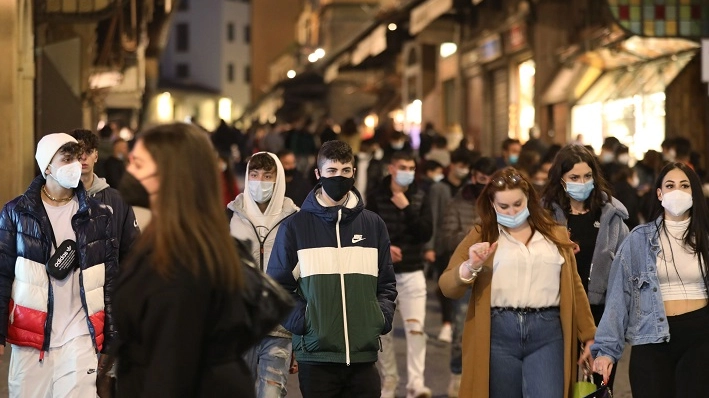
[593,162,709,397]
[439,167,596,398]
[112,123,255,398]
[541,144,629,389]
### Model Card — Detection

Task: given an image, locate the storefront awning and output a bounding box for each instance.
[542,36,700,105]
[577,50,695,104]
[409,0,453,35]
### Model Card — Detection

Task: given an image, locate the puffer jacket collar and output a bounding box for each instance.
[15,176,92,227]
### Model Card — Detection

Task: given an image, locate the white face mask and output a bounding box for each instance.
[49,161,82,189]
[432,174,444,182]
[661,190,693,217]
[248,180,275,204]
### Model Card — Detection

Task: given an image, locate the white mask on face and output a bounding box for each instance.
[661,189,693,217]
[248,180,275,204]
[49,161,82,189]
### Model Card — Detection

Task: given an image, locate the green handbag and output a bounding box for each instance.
[573,366,597,398]
[573,379,597,398]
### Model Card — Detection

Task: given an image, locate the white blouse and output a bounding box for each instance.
[490,227,564,308]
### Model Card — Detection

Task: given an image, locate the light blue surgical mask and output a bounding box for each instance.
[394,170,415,187]
[495,206,530,228]
[508,154,519,165]
[564,179,594,202]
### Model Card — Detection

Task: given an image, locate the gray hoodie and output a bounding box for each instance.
[550,196,630,304]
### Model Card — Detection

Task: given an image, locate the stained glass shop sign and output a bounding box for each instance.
[606,0,709,38]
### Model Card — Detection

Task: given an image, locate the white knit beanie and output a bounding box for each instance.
[35,133,78,178]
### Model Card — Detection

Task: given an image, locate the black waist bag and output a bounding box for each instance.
[46,240,79,280]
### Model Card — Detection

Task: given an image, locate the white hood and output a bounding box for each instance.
[227,151,296,230]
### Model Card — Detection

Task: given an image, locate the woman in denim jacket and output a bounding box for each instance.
[541,145,629,388]
[592,162,709,397]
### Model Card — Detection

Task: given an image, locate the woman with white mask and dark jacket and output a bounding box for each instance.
[541,145,629,390]
[227,152,299,397]
[592,162,709,397]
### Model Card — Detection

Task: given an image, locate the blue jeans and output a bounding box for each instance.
[489,307,564,398]
[450,288,471,374]
[243,336,292,398]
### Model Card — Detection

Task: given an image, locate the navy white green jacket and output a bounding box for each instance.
[267,186,397,365]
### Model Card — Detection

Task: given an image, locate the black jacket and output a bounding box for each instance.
[366,176,433,273]
[113,246,255,398]
[86,185,139,263]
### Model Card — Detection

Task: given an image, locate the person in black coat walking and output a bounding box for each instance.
[366,151,433,398]
[112,123,255,398]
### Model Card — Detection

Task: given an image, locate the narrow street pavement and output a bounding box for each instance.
[0,280,631,397]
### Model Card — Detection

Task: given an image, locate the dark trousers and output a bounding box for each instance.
[629,306,709,398]
[435,254,454,323]
[298,361,380,398]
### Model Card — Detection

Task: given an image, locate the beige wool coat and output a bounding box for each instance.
[439,225,596,398]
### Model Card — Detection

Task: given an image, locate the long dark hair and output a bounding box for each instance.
[652,162,709,290]
[477,167,574,250]
[542,145,613,215]
[133,123,243,290]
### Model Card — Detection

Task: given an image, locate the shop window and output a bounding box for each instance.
[516,60,535,142]
[244,25,251,44]
[244,65,251,83]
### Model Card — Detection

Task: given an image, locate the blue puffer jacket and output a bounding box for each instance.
[267,186,397,365]
[0,176,118,353]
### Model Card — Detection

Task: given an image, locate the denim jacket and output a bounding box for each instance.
[591,218,670,363]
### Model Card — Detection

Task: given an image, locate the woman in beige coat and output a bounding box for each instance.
[439,167,596,398]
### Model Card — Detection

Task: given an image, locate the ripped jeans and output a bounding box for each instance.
[376,270,428,391]
[243,336,292,398]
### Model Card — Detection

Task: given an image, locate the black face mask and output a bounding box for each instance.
[472,183,486,198]
[284,168,296,179]
[118,172,151,208]
[320,175,355,202]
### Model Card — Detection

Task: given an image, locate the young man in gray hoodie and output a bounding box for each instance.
[227,152,299,397]
[69,129,139,264]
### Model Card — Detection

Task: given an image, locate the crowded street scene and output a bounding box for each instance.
[0,0,708,397]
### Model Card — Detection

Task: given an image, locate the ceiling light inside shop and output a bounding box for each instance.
[388,23,397,31]
[287,70,296,79]
[308,53,319,63]
[314,48,325,59]
[440,42,457,58]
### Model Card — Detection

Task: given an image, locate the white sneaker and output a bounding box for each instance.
[447,374,461,397]
[381,377,398,398]
[437,323,453,343]
[407,385,432,398]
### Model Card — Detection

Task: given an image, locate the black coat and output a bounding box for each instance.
[366,176,433,273]
[113,250,255,398]
[87,185,139,263]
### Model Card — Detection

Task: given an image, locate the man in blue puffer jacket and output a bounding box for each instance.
[0,133,118,397]
[268,140,397,398]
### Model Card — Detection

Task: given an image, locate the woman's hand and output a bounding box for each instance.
[578,339,594,367]
[468,242,497,268]
[593,355,614,385]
